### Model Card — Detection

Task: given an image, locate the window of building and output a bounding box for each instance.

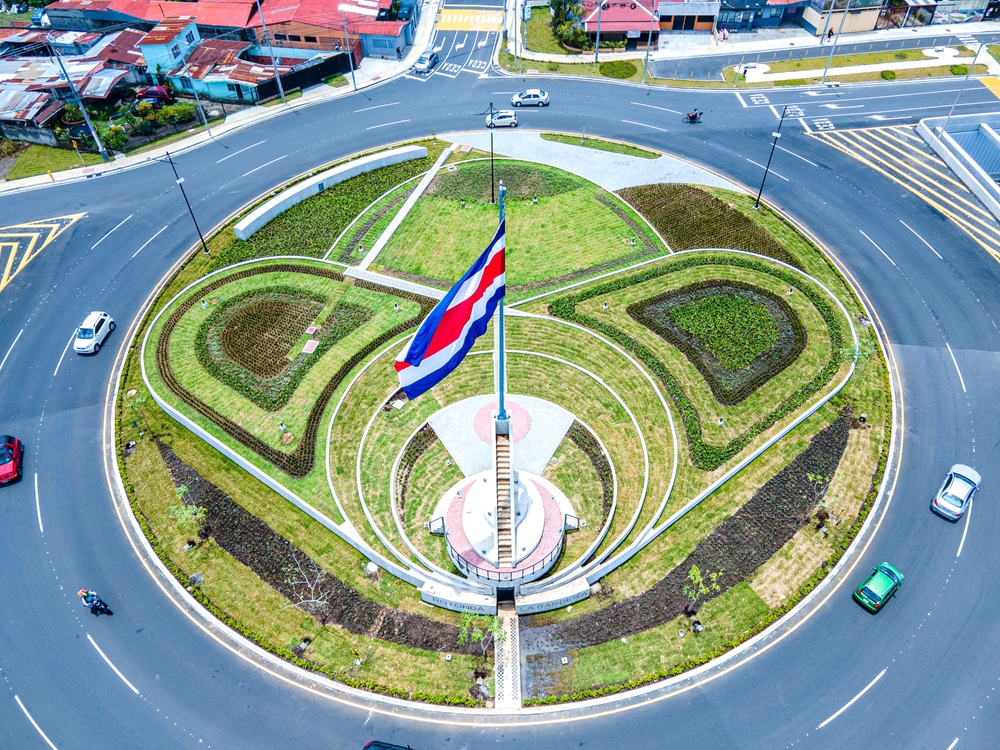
[288,34,301,41]
[372,37,390,47]
[304,35,317,43]
[184,30,194,43]
[227,83,237,91]
[697,15,714,21]
[170,44,180,57]
[274,33,287,40]
[181,76,193,89]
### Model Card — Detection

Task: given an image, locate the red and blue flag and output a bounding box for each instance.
[395,221,506,399]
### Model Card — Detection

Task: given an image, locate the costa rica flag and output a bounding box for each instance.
[395,221,506,399]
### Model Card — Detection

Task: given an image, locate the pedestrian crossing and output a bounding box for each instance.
[437,9,503,30]
[812,125,1000,261]
[0,214,84,295]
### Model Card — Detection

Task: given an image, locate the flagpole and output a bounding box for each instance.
[497,180,507,421]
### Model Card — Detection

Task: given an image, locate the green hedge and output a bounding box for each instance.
[599,60,637,79]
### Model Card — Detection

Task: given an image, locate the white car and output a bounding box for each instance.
[511,89,549,107]
[414,52,438,74]
[931,463,980,520]
[486,110,518,128]
[74,311,115,354]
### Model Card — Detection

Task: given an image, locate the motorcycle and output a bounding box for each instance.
[683,111,703,124]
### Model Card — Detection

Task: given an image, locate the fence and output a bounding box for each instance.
[256,52,352,101]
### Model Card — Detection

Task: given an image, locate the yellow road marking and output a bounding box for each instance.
[980,77,1000,100]
[437,9,502,30]
[0,214,84,294]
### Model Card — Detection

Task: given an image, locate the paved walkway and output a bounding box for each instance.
[444,131,743,193]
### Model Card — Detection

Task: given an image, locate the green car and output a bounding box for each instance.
[853,562,903,612]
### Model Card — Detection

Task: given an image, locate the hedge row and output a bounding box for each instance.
[548,255,843,471]
[155,263,434,477]
[566,421,613,531]
[395,423,438,514]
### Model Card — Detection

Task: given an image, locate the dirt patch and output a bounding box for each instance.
[217,292,324,378]
[156,440,473,653]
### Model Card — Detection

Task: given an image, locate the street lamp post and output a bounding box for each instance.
[642,1,656,84]
[340,7,358,91]
[255,0,286,104]
[165,151,210,254]
[942,43,984,132]
[486,102,497,204]
[754,105,788,210]
[820,0,851,84]
[594,0,604,64]
[50,45,109,161]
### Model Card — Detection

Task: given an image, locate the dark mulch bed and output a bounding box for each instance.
[628,280,806,405]
[522,410,851,650]
[156,440,472,653]
[337,188,415,264]
[395,423,438,514]
[566,421,613,533]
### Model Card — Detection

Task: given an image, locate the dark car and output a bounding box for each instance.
[136,86,174,103]
[363,743,414,749]
[0,435,24,485]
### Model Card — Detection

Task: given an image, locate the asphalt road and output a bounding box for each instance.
[1,65,1000,749]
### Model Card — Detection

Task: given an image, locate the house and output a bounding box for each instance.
[165,37,288,101]
[657,0,720,32]
[0,29,104,57]
[756,0,810,27]
[137,17,200,79]
[800,0,885,34]
[582,0,661,45]
[44,0,258,37]
[0,88,64,146]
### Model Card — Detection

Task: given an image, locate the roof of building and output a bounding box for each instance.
[138,17,196,45]
[47,0,257,27]
[79,66,130,96]
[353,20,405,34]
[170,38,250,78]
[88,28,147,65]
[0,88,62,124]
[0,29,104,47]
[0,55,104,92]
[247,0,396,32]
[583,0,655,31]
[45,0,115,11]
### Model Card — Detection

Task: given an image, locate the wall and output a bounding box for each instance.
[802,5,880,33]
[0,123,58,146]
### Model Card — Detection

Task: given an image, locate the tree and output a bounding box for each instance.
[282,551,333,614]
[805,473,832,504]
[168,500,205,530]
[839,336,875,371]
[682,564,722,614]
[457,612,506,658]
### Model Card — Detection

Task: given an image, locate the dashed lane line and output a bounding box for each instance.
[14,695,58,750]
[945,342,967,393]
[87,633,140,695]
[817,668,887,729]
[0,327,22,374]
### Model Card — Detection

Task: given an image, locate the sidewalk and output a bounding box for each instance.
[0,0,442,195]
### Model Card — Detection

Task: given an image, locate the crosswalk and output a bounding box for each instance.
[437,9,503,30]
[0,214,84,295]
[812,125,1000,261]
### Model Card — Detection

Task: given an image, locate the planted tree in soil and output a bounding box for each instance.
[682,564,722,616]
[457,612,506,658]
[282,551,333,614]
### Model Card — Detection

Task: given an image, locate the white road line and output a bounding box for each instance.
[90,214,133,250]
[53,331,76,377]
[776,144,818,166]
[14,695,58,750]
[34,472,43,534]
[945,342,967,393]
[860,229,896,266]
[366,119,412,130]
[131,224,168,259]
[241,154,287,178]
[900,219,943,259]
[956,497,973,557]
[769,104,780,119]
[630,101,683,115]
[818,668,887,728]
[735,91,748,108]
[799,117,812,133]
[215,139,267,163]
[0,328,23,374]
[353,101,401,113]
[946,738,960,750]
[746,158,789,181]
[621,119,669,132]
[87,633,140,695]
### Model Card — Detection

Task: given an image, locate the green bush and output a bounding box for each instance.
[132,118,155,136]
[162,103,197,125]
[599,60,637,79]
[951,64,968,75]
[104,125,128,151]
[880,70,896,81]
[62,103,83,122]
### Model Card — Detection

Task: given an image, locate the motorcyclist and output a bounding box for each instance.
[77,588,112,615]
[685,109,702,122]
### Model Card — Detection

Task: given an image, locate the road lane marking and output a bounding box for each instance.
[241,155,287,178]
[799,118,812,133]
[53,331,76,377]
[90,214,132,250]
[630,101,683,115]
[0,327,22,374]
[899,219,943,259]
[821,103,864,109]
[621,119,669,132]
[818,668,887,728]
[353,101,401,113]
[776,144,818,166]
[215,139,267,164]
[735,92,748,107]
[957,497,973,557]
[860,229,896,266]
[131,224,168,259]
[14,695,58,750]
[366,119,412,130]
[945,342,967,392]
[87,633,140,695]
[946,738,960,750]
[34,472,43,533]
[746,158,789,181]
[769,104,780,119]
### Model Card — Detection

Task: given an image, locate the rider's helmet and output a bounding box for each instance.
[77,588,88,598]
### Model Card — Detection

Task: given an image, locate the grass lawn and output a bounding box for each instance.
[542,436,604,572]
[540,132,659,159]
[6,145,103,180]
[262,89,303,106]
[725,62,988,85]
[763,47,964,74]
[374,161,666,293]
[403,439,465,572]
[328,177,420,263]
[324,74,349,87]
[524,8,569,56]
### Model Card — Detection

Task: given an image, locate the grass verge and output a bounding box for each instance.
[6,145,103,179]
[539,132,659,159]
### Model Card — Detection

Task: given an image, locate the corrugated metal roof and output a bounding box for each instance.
[0,88,62,124]
[79,67,129,97]
[137,17,195,46]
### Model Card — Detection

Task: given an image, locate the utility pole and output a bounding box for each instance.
[943,43,984,132]
[754,105,787,210]
[594,0,604,64]
[642,1,656,84]
[497,179,507,421]
[178,54,212,137]
[165,151,210,254]
[255,0,286,104]
[820,0,850,84]
[50,45,109,161]
[486,102,497,204]
[339,6,358,90]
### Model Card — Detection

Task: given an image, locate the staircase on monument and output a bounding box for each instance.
[496,433,512,568]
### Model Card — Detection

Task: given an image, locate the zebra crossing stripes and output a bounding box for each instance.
[437,9,503,30]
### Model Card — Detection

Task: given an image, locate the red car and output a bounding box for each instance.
[136,86,174,103]
[0,435,23,484]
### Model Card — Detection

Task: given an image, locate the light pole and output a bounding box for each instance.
[820,0,850,84]
[942,43,984,132]
[642,0,656,83]
[49,42,109,161]
[165,151,210,254]
[754,105,787,210]
[486,102,497,204]
[255,0,286,104]
[339,6,358,90]
[178,54,212,137]
[594,0,604,64]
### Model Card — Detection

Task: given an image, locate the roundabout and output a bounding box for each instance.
[0,57,996,749]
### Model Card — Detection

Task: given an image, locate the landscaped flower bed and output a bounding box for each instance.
[628,279,806,405]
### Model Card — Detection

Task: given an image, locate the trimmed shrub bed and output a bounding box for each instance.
[566,421,613,532]
[599,60,637,79]
[425,159,584,203]
[628,280,806,405]
[549,255,844,471]
[617,184,799,268]
[395,423,439,514]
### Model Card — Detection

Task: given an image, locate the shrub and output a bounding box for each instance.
[104,125,128,151]
[880,70,896,80]
[951,64,968,75]
[62,103,83,122]
[135,101,155,118]
[599,60,637,79]
[546,63,560,72]
[132,118,155,136]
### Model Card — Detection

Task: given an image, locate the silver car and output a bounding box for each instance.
[511,89,549,107]
[414,52,438,74]
[931,464,980,520]
[485,110,518,128]
[74,310,115,354]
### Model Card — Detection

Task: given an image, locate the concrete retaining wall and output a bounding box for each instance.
[233,145,428,240]
[918,113,1000,223]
